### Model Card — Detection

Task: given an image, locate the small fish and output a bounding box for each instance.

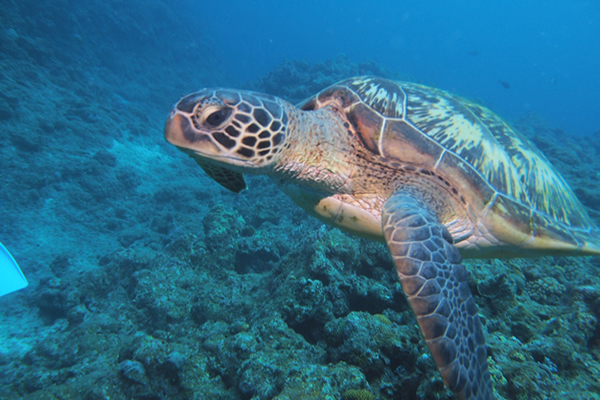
[468,50,479,56]
[548,77,557,85]
[498,80,510,89]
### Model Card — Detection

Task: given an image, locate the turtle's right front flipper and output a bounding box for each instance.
[382,193,494,400]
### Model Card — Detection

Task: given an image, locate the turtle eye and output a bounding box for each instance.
[202,106,232,128]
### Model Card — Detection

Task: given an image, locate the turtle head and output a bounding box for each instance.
[165,89,290,171]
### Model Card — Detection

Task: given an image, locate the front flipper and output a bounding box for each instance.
[192,156,246,193]
[382,193,493,400]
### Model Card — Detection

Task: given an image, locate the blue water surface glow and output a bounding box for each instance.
[195,0,600,137]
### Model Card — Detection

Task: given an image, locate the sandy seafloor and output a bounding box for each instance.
[1,1,600,399]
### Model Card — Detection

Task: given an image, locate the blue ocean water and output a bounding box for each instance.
[200,0,600,137]
[1,1,600,399]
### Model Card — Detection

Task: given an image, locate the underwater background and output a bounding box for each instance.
[0,0,599,399]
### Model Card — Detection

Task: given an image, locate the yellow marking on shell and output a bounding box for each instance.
[403,83,592,229]
[468,103,587,227]
[408,90,526,201]
[378,119,387,159]
[349,78,405,118]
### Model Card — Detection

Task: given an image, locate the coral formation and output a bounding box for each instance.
[342,388,376,400]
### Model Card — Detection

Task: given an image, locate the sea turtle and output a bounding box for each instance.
[164,76,600,400]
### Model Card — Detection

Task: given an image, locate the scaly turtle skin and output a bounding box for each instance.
[164,76,600,400]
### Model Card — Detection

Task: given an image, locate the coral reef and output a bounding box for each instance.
[342,388,376,400]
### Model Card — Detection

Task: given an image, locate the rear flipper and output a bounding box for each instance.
[382,193,494,400]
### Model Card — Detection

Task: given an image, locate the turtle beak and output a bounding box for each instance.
[164,109,219,155]
[164,110,190,146]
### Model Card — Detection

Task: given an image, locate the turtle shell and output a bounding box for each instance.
[298,76,600,256]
